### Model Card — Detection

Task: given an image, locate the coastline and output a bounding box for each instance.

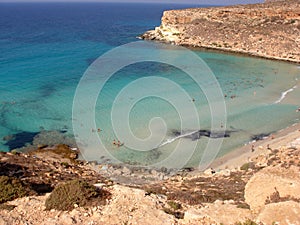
[182,44,300,65]
[141,0,300,64]
[211,121,300,171]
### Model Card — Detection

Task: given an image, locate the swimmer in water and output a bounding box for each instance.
[117,140,124,147]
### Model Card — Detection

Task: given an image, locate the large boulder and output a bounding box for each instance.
[257,201,300,225]
[179,201,253,225]
[97,185,175,225]
[244,165,300,212]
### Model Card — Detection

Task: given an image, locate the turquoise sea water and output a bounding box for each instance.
[0,3,299,168]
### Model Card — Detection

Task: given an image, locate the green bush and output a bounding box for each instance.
[240,162,255,171]
[167,201,182,210]
[45,179,110,211]
[236,202,250,209]
[0,176,34,203]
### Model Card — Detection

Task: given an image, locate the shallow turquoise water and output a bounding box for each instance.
[0,3,299,168]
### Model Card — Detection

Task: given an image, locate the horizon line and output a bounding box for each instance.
[0,0,264,6]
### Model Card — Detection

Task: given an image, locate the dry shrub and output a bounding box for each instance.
[265,187,300,205]
[45,179,110,211]
[0,176,35,203]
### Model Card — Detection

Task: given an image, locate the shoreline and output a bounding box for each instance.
[210,122,300,171]
[4,121,300,176]
[141,38,300,65]
[141,0,300,64]
[182,44,300,65]
[85,121,300,184]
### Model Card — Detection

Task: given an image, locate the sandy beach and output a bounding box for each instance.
[211,122,300,171]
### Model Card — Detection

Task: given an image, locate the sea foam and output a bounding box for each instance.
[274,85,297,104]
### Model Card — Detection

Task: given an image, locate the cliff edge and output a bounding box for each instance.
[141,0,300,63]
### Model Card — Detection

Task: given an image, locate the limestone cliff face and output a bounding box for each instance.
[142,0,300,63]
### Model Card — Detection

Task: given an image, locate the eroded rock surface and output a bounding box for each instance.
[142,0,300,63]
[245,165,300,212]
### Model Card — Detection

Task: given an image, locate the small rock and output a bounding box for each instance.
[60,214,77,224]
[112,170,122,176]
[122,167,132,175]
[2,134,15,141]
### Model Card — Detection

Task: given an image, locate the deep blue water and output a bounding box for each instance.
[0,3,299,168]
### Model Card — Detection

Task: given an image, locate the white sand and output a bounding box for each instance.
[210,123,300,170]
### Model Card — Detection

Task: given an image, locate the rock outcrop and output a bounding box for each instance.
[244,165,300,212]
[257,201,300,225]
[141,0,300,63]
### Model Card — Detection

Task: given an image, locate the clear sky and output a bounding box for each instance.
[0,0,264,5]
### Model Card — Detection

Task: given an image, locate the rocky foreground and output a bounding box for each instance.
[141,0,300,63]
[1,132,300,224]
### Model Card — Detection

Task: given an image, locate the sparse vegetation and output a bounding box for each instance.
[167,201,182,210]
[235,219,258,225]
[237,202,250,209]
[10,150,18,155]
[60,162,70,168]
[163,207,184,219]
[240,162,255,171]
[265,187,300,204]
[45,179,111,211]
[144,172,246,205]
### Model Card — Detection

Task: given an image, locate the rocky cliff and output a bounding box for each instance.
[141,0,300,63]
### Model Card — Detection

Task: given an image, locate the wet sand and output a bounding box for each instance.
[211,122,300,171]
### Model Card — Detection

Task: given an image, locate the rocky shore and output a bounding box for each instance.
[1,126,300,224]
[141,0,300,63]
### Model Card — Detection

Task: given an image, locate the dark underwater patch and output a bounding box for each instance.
[39,84,57,98]
[251,133,272,141]
[4,131,39,150]
[172,129,235,141]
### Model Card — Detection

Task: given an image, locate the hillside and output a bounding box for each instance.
[141,0,300,63]
[1,129,300,224]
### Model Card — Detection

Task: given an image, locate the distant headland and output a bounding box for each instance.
[141,0,300,63]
